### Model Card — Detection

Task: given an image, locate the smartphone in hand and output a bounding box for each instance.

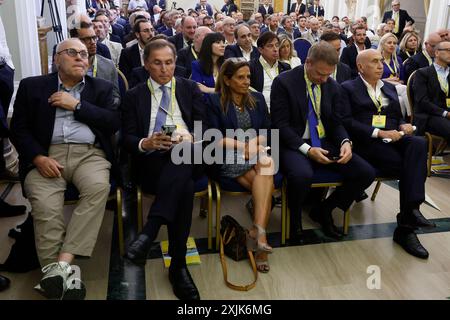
[161,125,176,137]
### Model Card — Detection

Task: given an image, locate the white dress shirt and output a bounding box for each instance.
[138,77,188,152]
[0,15,14,69]
[260,56,278,112]
[433,62,450,117]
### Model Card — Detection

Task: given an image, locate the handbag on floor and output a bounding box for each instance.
[219,215,257,291]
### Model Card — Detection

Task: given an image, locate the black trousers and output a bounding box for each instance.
[280,139,376,228]
[354,135,428,215]
[136,146,202,267]
[426,116,450,142]
[0,64,14,172]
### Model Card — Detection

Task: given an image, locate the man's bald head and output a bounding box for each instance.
[425,32,443,57]
[356,49,384,81]
[193,26,212,51]
[55,38,86,54]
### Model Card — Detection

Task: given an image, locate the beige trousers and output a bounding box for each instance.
[24,144,111,267]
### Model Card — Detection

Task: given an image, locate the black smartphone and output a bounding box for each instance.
[161,125,176,136]
[326,152,340,161]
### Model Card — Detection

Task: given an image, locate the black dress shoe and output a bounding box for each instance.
[125,233,152,264]
[393,227,429,259]
[309,205,342,240]
[411,209,436,228]
[169,266,200,300]
[355,191,369,203]
[0,199,26,218]
[0,274,10,292]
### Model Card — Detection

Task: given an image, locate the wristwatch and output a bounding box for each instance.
[74,101,81,111]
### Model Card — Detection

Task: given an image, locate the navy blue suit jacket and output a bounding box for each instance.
[270,65,349,151]
[168,33,186,52]
[258,5,274,16]
[120,76,207,157]
[382,9,414,38]
[335,62,352,84]
[10,73,120,185]
[307,5,325,17]
[224,44,260,61]
[162,28,174,37]
[340,44,370,79]
[289,2,306,14]
[404,51,432,81]
[195,3,213,16]
[249,59,291,93]
[340,77,405,144]
[118,43,141,81]
[221,3,238,16]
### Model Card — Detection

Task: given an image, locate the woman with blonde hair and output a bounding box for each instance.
[207,58,274,273]
[278,35,302,68]
[378,32,411,118]
[399,31,421,61]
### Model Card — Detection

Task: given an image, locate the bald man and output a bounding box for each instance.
[404,32,442,80]
[176,26,212,77]
[382,0,414,38]
[10,38,119,299]
[168,16,197,52]
[340,49,433,259]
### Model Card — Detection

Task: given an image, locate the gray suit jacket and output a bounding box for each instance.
[96,54,121,108]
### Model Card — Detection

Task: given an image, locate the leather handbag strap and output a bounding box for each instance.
[219,227,258,291]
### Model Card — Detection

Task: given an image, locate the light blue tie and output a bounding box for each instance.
[153,85,170,133]
[308,84,321,148]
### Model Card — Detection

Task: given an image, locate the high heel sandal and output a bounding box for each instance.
[255,251,270,273]
[246,224,273,253]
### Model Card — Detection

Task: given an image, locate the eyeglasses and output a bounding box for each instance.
[56,48,89,59]
[79,35,98,43]
[437,48,450,52]
[140,28,154,33]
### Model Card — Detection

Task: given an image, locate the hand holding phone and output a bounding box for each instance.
[161,125,176,137]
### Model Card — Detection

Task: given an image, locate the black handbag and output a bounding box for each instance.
[219,215,257,291]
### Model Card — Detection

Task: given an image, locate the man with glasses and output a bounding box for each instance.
[10,38,119,300]
[222,17,236,45]
[119,19,154,81]
[72,22,120,108]
[202,16,214,30]
[413,41,450,141]
[122,39,205,300]
[405,32,442,81]
[382,0,414,39]
[168,16,198,52]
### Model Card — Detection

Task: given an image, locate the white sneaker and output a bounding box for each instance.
[39,262,71,299]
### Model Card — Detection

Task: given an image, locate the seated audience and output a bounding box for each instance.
[93,20,122,66]
[404,32,442,80]
[320,32,352,83]
[10,38,119,299]
[191,32,226,94]
[278,16,301,40]
[340,25,370,78]
[168,16,197,52]
[398,31,421,62]
[301,17,322,43]
[340,49,434,259]
[207,58,274,272]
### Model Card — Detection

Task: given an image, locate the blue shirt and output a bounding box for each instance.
[51,77,96,144]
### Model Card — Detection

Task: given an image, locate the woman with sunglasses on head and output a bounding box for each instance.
[191,32,226,94]
[207,58,274,273]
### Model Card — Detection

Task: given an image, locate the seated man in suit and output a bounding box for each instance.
[224,24,260,62]
[93,20,122,66]
[122,40,206,300]
[413,41,450,141]
[195,0,213,16]
[119,19,154,81]
[271,42,375,239]
[278,16,302,40]
[290,0,306,15]
[340,49,434,259]
[404,32,442,81]
[301,17,322,44]
[258,0,274,16]
[382,0,414,39]
[320,32,352,84]
[307,0,325,18]
[10,38,120,299]
[71,22,121,108]
[168,16,197,52]
[176,26,212,78]
[260,15,283,35]
[340,25,370,79]
[250,32,291,111]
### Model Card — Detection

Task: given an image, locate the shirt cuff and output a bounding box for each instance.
[372,128,380,138]
[443,111,448,118]
[138,138,147,153]
[341,138,352,147]
[299,143,312,156]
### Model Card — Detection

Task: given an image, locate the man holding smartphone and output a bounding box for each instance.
[121,39,206,300]
[271,42,375,240]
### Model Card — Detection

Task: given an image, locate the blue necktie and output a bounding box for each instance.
[308,84,321,148]
[153,85,170,133]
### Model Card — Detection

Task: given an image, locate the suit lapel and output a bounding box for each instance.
[139,82,152,136]
[43,73,59,140]
[175,78,192,128]
[356,77,379,112]
[296,66,308,122]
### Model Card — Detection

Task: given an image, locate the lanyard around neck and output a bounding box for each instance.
[147,78,177,119]
[384,57,398,77]
[260,58,278,80]
[423,50,433,66]
[367,85,383,113]
[304,68,321,118]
